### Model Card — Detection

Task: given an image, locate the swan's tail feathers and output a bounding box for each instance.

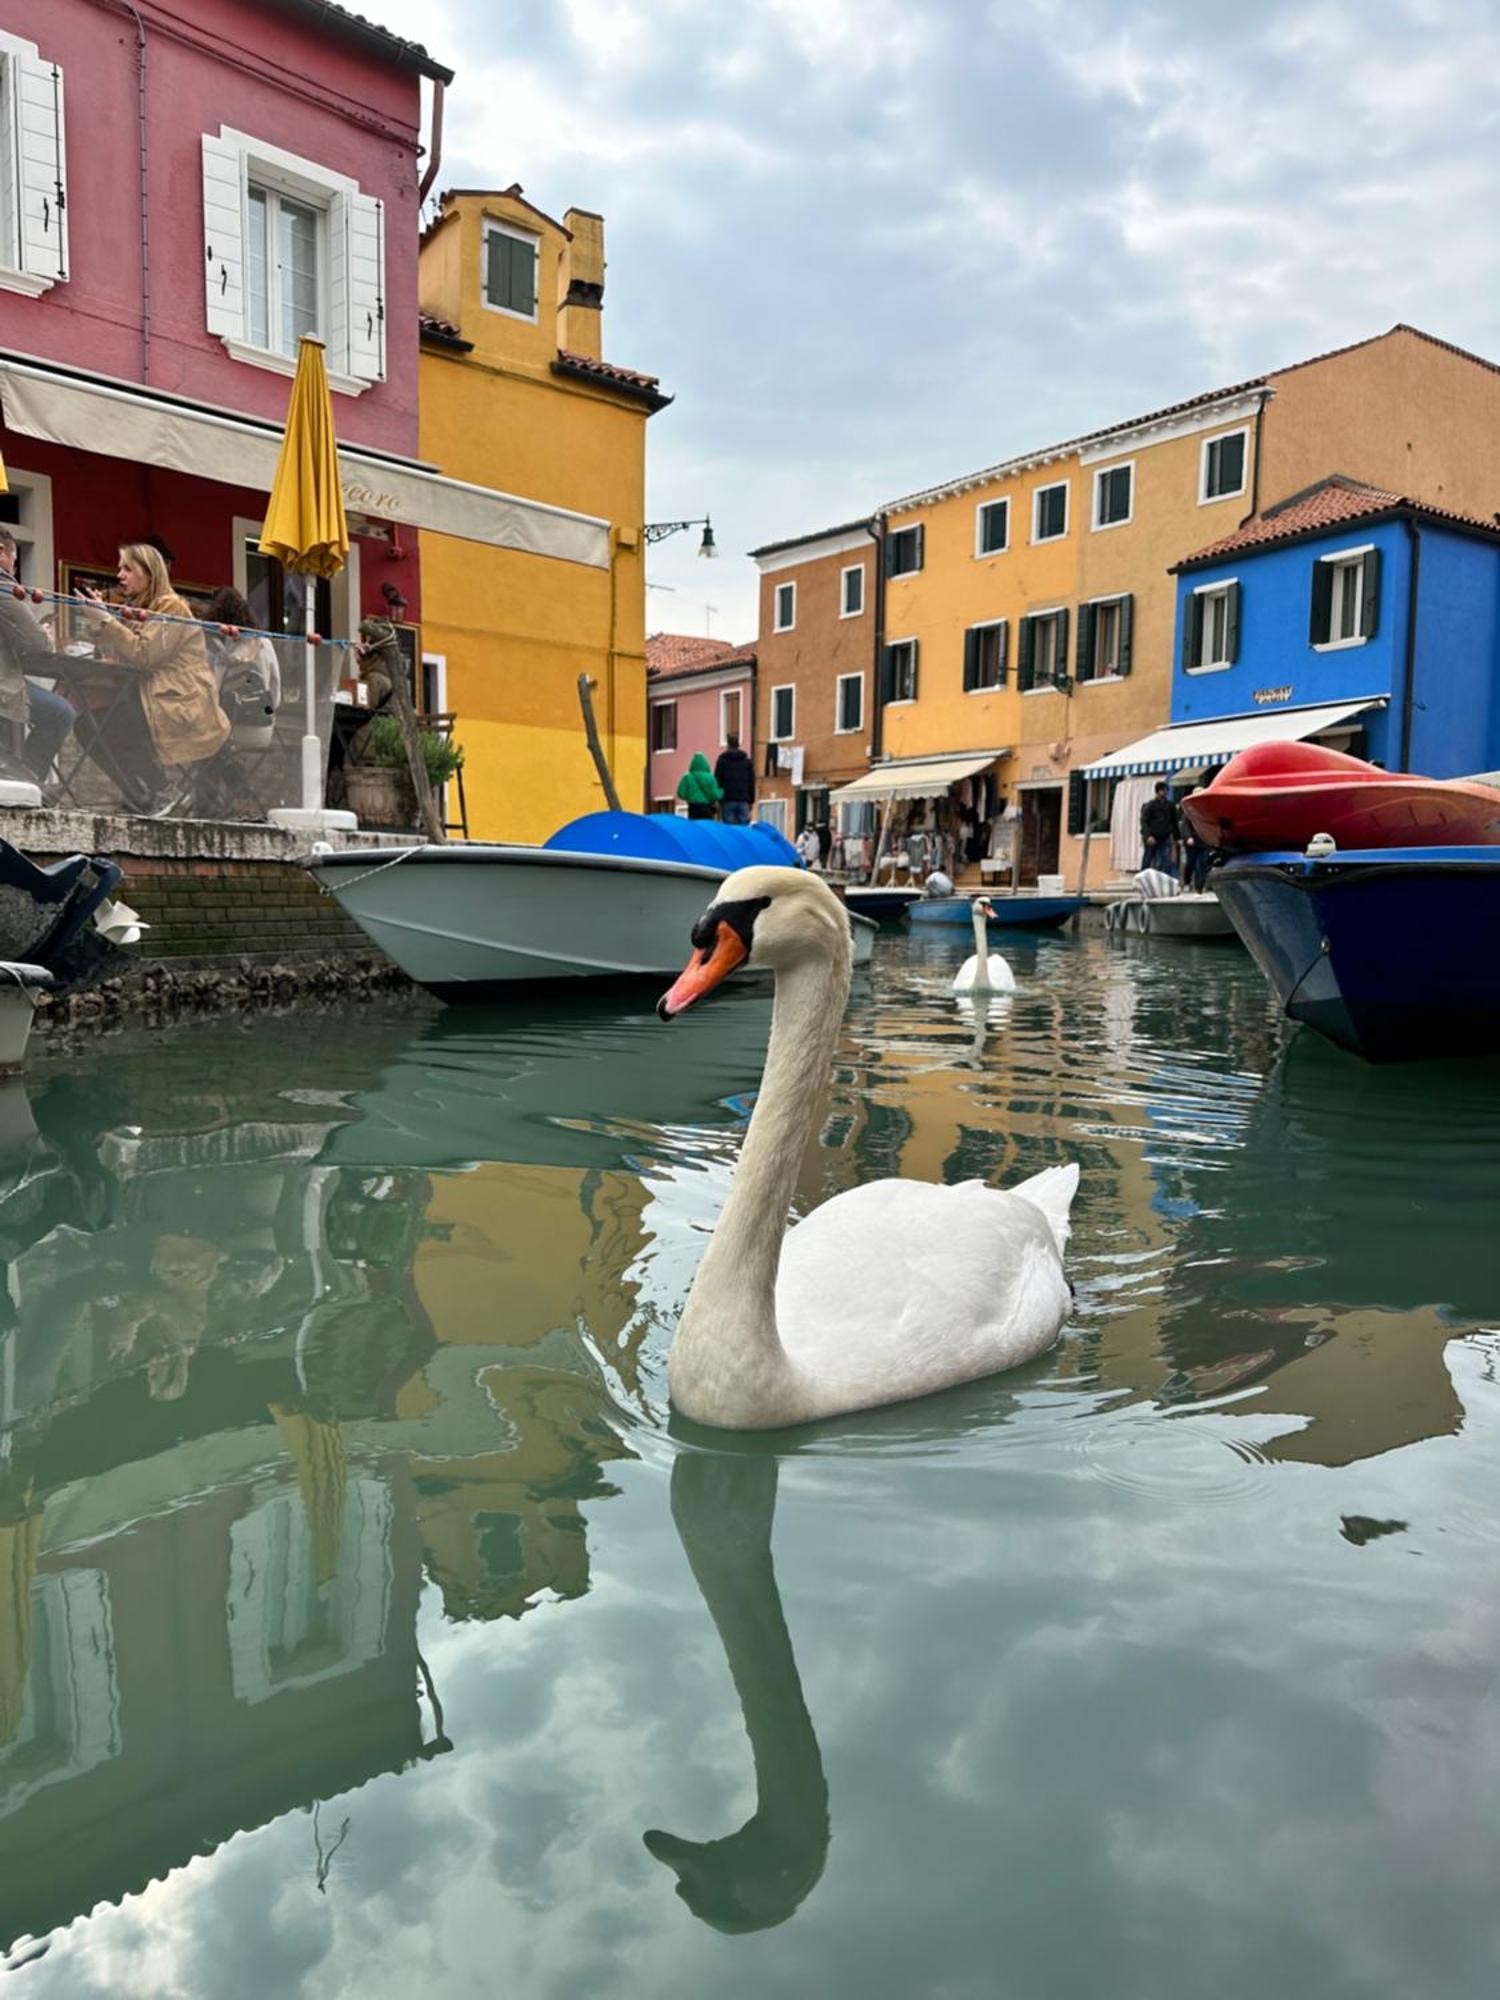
[1011,1162,1080,1254]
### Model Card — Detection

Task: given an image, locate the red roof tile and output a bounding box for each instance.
[554,350,671,410]
[1177,474,1500,567]
[276,0,452,80]
[418,310,471,350]
[647,634,755,680]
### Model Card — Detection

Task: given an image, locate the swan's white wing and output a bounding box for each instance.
[985,954,1017,991]
[951,955,980,991]
[774,1176,1073,1407]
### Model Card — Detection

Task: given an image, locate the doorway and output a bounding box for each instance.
[1019,787,1062,884]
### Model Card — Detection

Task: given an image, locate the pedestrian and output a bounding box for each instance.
[714,732,755,825]
[0,526,75,786]
[676,750,723,821]
[795,823,821,869]
[1139,780,1177,876]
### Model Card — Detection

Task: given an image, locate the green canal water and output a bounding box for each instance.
[2,928,1498,1998]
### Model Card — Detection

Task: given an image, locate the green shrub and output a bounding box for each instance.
[356,714,465,786]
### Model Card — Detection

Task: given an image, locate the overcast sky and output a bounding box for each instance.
[375,0,1500,642]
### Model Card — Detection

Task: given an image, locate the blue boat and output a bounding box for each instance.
[906,893,1083,931]
[1212,845,1500,1063]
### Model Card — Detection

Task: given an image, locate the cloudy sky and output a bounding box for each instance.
[375,0,1500,641]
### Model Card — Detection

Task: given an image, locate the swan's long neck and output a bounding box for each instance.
[671,934,850,1426]
[970,902,990,990]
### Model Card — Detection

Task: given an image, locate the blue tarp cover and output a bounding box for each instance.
[544,811,802,871]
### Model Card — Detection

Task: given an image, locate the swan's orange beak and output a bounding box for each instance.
[658,923,747,1018]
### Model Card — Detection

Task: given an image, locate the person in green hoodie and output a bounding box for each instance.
[677,751,723,820]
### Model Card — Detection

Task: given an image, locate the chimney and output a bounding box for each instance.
[559,208,605,360]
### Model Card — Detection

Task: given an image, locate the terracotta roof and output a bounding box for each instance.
[1176,474,1500,569]
[553,350,671,411]
[276,0,453,81]
[417,310,471,352]
[647,634,755,680]
[747,517,877,559]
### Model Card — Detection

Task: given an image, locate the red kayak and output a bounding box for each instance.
[1180,740,1500,853]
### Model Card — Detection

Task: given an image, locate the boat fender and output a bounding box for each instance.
[1305,832,1337,858]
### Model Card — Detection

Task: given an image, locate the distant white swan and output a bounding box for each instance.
[951,897,1016,994]
[657,867,1078,1430]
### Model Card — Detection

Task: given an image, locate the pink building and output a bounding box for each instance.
[646,634,756,810]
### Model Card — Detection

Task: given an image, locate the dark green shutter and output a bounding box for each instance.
[1053,608,1069,684]
[1117,594,1134,676]
[1361,548,1382,639]
[913,525,924,573]
[878,646,894,704]
[908,639,919,700]
[1182,593,1202,673]
[1067,770,1088,836]
[1225,581,1241,663]
[996,620,1009,686]
[1310,561,1333,644]
[1075,602,1096,682]
[962,627,978,692]
[1017,616,1035,692]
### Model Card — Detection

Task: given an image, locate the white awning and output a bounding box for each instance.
[1080,698,1386,780]
[829,751,1004,803]
[0,358,610,569]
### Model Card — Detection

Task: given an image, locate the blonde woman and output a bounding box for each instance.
[73,543,229,815]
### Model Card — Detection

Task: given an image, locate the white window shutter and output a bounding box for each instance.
[343,190,386,383]
[16,52,67,285]
[201,133,245,341]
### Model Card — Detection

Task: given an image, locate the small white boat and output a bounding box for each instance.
[309,813,875,997]
[0,963,54,1067]
[1104,868,1238,941]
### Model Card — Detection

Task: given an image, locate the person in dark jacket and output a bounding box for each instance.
[714,734,755,825]
[677,751,722,820]
[1139,781,1177,875]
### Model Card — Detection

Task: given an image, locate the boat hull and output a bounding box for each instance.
[1213,847,1500,1062]
[1106,892,1238,939]
[309,844,873,993]
[907,894,1083,930]
[842,886,921,923]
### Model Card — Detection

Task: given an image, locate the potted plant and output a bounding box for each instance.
[344,715,465,831]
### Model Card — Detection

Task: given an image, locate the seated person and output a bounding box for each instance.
[203,587,281,747]
[71,543,229,816]
[0,525,75,784]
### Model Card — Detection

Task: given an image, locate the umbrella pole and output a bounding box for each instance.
[301,586,320,815]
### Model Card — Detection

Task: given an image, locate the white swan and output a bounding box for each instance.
[657,867,1078,1430]
[951,897,1016,994]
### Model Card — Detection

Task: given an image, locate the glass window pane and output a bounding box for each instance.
[277,196,319,355]
[247,187,270,350]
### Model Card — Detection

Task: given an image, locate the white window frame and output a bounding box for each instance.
[481,215,540,323]
[1199,427,1249,505]
[1314,545,1374,651]
[769,683,796,741]
[1189,578,1237,672]
[773,580,796,633]
[246,180,327,364]
[758,798,789,836]
[0,463,53,593]
[1031,481,1069,544]
[719,686,744,744]
[886,636,918,705]
[886,525,924,577]
[1082,593,1127,684]
[975,497,1010,558]
[1092,461,1134,532]
[232,511,359,640]
[649,699,678,753]
[835,671,864,733]
[967,617,1007,694]
[1020,607,1067,693]
[0,29,68,297]
[839,564,865,618]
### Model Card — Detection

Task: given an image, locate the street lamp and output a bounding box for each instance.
[644,516,717,558]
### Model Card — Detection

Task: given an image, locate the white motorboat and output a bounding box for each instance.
[309,812,876,997]
[1104,867,1238,941]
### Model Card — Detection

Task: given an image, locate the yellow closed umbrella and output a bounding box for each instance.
[259,337,349,822]
[270,1402,348,1587]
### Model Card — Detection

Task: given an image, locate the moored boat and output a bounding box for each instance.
[1182,740,1500,854]
[308,812,875,996]
[907,892,1083,930]
[841,885,921,923]
[1212,844,1500,1062]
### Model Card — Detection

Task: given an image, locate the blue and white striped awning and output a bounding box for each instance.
[1081,697,1386,781]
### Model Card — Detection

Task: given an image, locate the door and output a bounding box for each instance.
[1019,788,1062,884]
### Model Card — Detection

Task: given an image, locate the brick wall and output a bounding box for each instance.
[120,856,374,964]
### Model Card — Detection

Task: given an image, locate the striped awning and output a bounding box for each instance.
[1080,698,1386,780]
[829,751,1005,803]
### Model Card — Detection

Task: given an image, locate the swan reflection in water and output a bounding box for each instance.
[644,1450,829,1933]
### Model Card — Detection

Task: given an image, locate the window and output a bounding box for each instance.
[1200,429,1248,503]
[0,31,68,294]
[887,525,924,577]
[758,799,789,836]
[962,620,1008,692]
[770,684,796,740]
[720,687,743,743]
[838,799,877,837]
[836,672,864,732]
[975,498,1009,556]
[1032,482,1069,543]
[1076,594,1133,682]
[1183,581,1240,671]
[1017,609,1070,691]
[888,644,924,708]
[1311,548,1380,647]
[482,218,538,319]
[0,466,53,590]
[1093,463,1133,530]
[650,702,677,752]
[202,128,385,390]
[840,565,865,617]
[773,580,796,632]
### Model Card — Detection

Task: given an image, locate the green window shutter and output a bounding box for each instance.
[1117,594,1134,676]
[1067,770,1088,836]
[913,525,925,573]
[1310,560,1333,644]
[1225,582,1241,663]
[1075,602,1096,682]
[1182,593,1200,672]
[1361,548,1382,639]
[996,620,1009,686]
[962,627,978,692]
[909,639,920,700]
[1054,608,1069,683]
[878,646,894,705]
[1017,616,1035,692]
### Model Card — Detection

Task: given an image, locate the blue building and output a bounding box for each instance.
[1081,477,1500,804]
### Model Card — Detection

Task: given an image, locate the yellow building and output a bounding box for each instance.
[417,188,670,841]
